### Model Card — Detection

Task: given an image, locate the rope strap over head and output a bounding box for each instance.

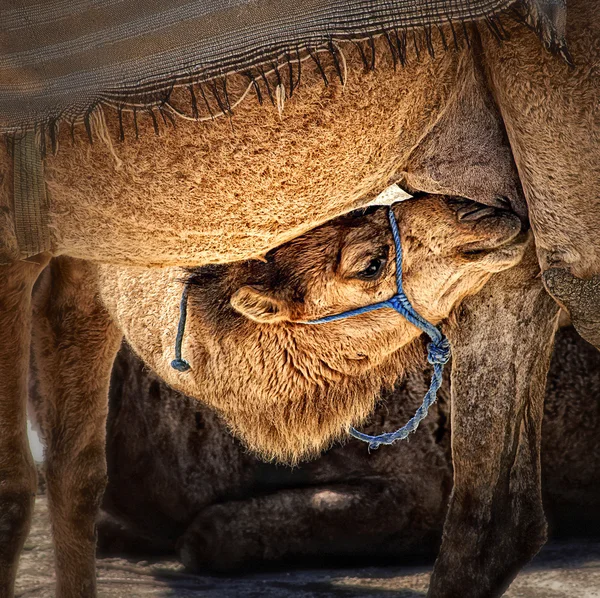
[171,206,451,450]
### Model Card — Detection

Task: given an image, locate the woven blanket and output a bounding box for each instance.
[0,0,566,134]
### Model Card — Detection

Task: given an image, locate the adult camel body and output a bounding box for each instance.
[0,1,598,597]
[28,195,539,598]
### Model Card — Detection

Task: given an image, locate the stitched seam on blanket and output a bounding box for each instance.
[13,133,50,258]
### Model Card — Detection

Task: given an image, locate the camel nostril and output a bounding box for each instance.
[493,196,512,208]
[458,206,498,222]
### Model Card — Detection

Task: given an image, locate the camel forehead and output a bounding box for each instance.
[274,208,387,255]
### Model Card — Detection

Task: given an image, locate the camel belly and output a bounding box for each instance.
[39,40,458,267]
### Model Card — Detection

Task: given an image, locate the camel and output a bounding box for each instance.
[86,325,600,571]
[34,195,526,455]
[0,1,597,596]
[28,195,532,596]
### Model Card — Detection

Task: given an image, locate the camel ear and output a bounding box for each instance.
[230,286,291,323]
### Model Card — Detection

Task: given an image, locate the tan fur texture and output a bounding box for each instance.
[2,6,595,273]
[481,2,600,278]
[18,194,528,597]
[0,255,49,598]
[86,325,599,571]
[479,1,600,349]
[429,250,560,598]
[31,257,122,598]
[0,3,598,596]
[0,32,523,267]
[97,343,455,568]
[96,197,526,463]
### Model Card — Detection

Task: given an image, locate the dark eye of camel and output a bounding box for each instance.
[356,256,387,280]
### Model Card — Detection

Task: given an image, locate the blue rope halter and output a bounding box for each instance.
[301,206,450,449]
[171,206,450,450]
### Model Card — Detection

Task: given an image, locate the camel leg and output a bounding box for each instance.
[480,0,600,351]
[0,255,49,597]
[177,482,443,572]
[427,252,559,598]
[32,257,121,598]
[96,509,175,556]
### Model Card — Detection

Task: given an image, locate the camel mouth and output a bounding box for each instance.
[459,227,529,255]
[454,200,528,256]
[458,230,531,272]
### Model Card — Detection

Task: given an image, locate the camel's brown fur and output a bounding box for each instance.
[478,2,600,347]
[98,343,456,568]
[85,325,599,571]
[30,257,122,598]
[25,195,525,597]
[96,197,526,462]
[0,2,598,596]
[110,230,557,598]
[0,254,49,597]
[429,249,560,598]
[2,4,596,275]
[0,31,522,267]
[481,3,600,279]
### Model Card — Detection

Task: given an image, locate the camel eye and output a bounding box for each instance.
[356,257,386,280]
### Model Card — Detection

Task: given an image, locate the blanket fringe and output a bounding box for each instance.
[3,3,570,147]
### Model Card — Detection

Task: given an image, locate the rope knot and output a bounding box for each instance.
[386,295,403,311]
[170,358,191,372]
[427,337,451,365]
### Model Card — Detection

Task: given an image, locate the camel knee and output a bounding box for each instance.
[46,445,107,531]
[0,485,35,563]
[178,507,239,572]
[543,267,600,350]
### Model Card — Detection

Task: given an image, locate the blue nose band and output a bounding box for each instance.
[171,206,451,450]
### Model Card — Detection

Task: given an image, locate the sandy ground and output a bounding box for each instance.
[16,497,600,598]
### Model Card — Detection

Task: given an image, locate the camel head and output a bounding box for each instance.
[98,195,528,464]
[230,195,526,328]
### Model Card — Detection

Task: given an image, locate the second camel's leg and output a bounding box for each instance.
[0,255,49,598]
